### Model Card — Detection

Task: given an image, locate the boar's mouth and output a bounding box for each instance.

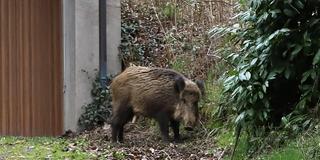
[184,126,194,131]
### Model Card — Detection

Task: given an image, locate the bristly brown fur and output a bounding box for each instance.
[110,66,204,143]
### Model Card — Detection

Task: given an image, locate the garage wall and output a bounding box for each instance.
[0,0,63,136]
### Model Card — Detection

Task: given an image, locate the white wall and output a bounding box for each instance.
[63,0,121,132]
[107,0,122,75]
[63,0,76,131]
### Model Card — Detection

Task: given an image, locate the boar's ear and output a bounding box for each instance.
[174,76,185,93]
[196,80,205,96]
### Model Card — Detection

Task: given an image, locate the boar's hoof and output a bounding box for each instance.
[173,138,183,143]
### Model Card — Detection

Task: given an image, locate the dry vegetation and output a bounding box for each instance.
[120,0,236,79]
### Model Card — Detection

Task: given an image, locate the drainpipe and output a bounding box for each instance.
[99,0,107,89]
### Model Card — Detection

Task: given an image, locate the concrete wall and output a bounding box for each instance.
[74,0,100,131]
[107,0,122,75]
[63,0,76,131]
[63,0,121,132]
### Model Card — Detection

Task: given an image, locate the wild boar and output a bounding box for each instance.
[110,66,204,143]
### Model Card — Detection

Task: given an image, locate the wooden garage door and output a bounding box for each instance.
[0,0,63,136]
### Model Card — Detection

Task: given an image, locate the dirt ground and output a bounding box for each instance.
[68,121,226,160]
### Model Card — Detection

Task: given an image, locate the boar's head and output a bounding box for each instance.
[174,77,205,131]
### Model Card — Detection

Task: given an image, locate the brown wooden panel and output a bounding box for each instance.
[0,0,62,136]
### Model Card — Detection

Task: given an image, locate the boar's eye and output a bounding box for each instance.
[182,98,187,103]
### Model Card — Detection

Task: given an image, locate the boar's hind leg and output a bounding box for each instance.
[155,112,170,142]
[111,105,134,143]
[111,119,119,142]
[170,119,180,141]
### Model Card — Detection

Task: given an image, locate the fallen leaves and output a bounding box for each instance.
[70,122,227,160]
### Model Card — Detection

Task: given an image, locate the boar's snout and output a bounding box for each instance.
[180,106,198,132]
[184,121,196,131]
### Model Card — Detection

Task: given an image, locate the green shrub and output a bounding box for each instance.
[210,0,320,153]
[78,75,112,130]
[119,0,166,68]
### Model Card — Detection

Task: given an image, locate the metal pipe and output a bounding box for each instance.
[99,0,107,89]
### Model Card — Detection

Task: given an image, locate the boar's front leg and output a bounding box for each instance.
[170,119,181,142]
[155,112,170,142]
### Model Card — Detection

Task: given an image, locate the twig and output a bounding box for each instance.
[150,0,166,34]
[160,150,172,160]
[203,0,234,6]
[174,0,177,27]
[206,53,222,60]
[206,129,217,140]
[200,120,208,133]
[206,41,213,56]
[218,148,226,160]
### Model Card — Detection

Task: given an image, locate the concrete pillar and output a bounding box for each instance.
[74,0,100,130]
[63,0,76,131]
[63,0,121,132]
[63,0,99,132]
[107,0,122,75]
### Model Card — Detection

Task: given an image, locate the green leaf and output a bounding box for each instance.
[310,18,320,27]
[267,72,277,80]
[284,68,291,79]
[294,0,304,9]
[239,72,246,81]
[291,44,303,58]
[239,71,251,81]
[265,81,269,87]
[255,43,265,50]
[301,71,311,83]
[289,3,300,14]
[283,8,295,17]
[270,9,281,18]
[303,31,311,45]
[312,49,320,65]
[258,91,264,99]
[296,99,306,110]
[281,117,288,124]
[246,109,254,117]
[235,112,245,124]
[303,119,311,128]
[245,72,251,80]
[287,0,293,3]
[263,111,268,120]
[262,85,267,93]
[311,71,316,80]
[250,58,258,66]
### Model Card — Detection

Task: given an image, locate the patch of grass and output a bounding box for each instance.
[258,129,320,160]
[260,147,303,160]
[216,130,233,147]
[218,127,320,160]
[216,130,249,160]
[112,151,126,160]
[170,56,191,74]
[201,70,224,119]
[0,136,93,160]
